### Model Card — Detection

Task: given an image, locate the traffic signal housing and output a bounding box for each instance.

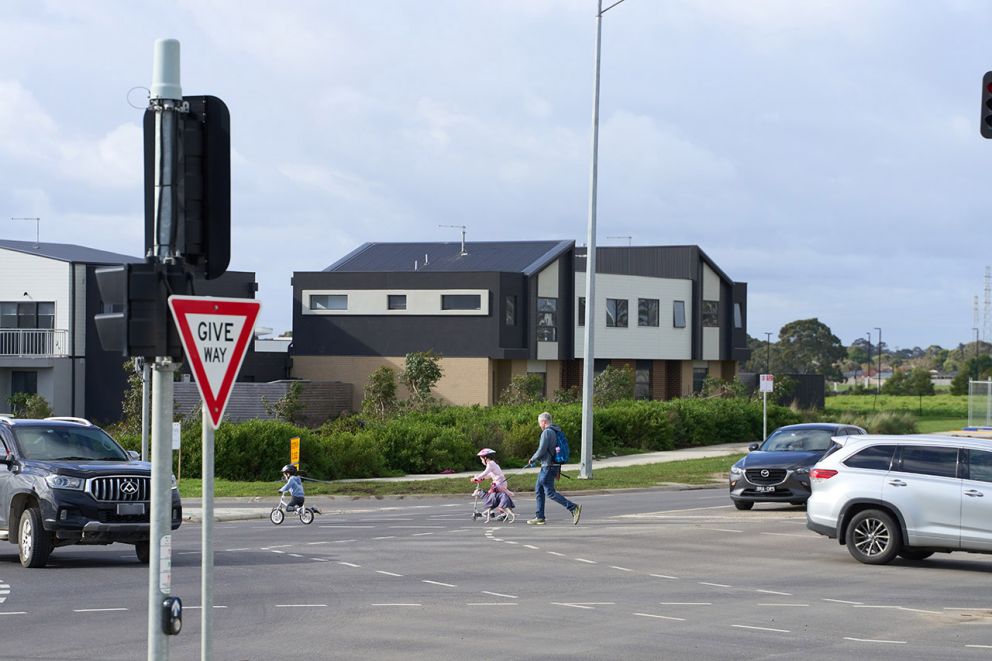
[982,71,992,139]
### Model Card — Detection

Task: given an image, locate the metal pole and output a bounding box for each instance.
[141,362,151,461]
[148,358,177,661]
[201,403,214,660]
[579,0,604,480]
[762,391,767,441]
[875,327,882,394]
[987,377,991,428]
[764,332,772,373]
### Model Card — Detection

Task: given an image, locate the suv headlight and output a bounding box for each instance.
[45,475,85,490]
[729,465,744,476]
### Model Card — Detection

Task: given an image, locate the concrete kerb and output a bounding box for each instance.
[182,443,748,523]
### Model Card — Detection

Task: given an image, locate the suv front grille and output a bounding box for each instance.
[745,468,787,485]
[87,476,150,502]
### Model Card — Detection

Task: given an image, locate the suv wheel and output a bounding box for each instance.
[135,541,150,564]
[733,501,754,511]
[846,509,901,565]
[19,507,53,568]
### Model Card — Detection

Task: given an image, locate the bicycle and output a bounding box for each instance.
[269,492,319,525]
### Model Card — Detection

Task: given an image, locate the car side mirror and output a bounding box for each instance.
[0,454,13,467]
[128,451,140,461]
[748,443,760,452]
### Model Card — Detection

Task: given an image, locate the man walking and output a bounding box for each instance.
[526,412,581,525]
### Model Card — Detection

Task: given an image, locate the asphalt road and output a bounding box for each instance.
[2,488,991,660]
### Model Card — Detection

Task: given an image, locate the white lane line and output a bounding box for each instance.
[650,574,678,580]
[441,504,460,507]
[0,612,26,616]
[376,571,403,577]
[966,644,992,649]
[268,544,293,549]
[853,605,941,615]
[0,598,6,603]
[276,604,327,608]
[732,625,790,633]
[701,527,743,534]
[311,558,329,562]
[307,541,331,545]
[288,554,303,558]
[755,589,792,596]
[372,536,397,540]
[371,603,422,607]
[547,551,566,557]
[332,539,357,544]
[660,602,710,606]
[609,566,633,572]
[74,608,128,613]
[0,590,10,595]
[524,545,540,550]
[634,612,686,621]
[823,598,863,605]
[389,526,445,529]
[412,533,435,537]
[319,525,374,529]
[423,580,457,588]
[178,551,200,555]
[760,532,815,539]
[466,603,517,606]
[574,558,597,564]
[552,602,616,610]
[842,637,906,645]
[759,603,809,607]
[482,591,518,599]
[225,548,251,552]
[270,550,286,554]
[699,582,732,588]
[504,541,519,545]
[185,606,228,610]
[338,562,361,568]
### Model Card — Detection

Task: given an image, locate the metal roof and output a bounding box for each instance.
[324,240,574,275]
[0,239,141,265]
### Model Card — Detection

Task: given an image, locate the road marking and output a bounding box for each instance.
[0,598,5,603]
[389,526,445,529]
[0,612,26,616]
[842,637,906,644]
[288,553,303,558]
[413,532,435,536]
[270,550,285,554]
[650,574,679,580]
[732,625,789,633]
[505,541,519,545]
[225,548,251,552]
[441,504,460,507]
[524,545,540,550]
[823,598,863,605]
[609,566,633,572]
[372,536,397,540]
[307,541,331,545]
[634,612,686,621]
[338,562,361,568]
[466,603,517,606]
[853,605,941,615]
[332,539,357,544]
[74,608,128,613]
[482,591,518,599]
[376,571,403,577]
[371,603,422,607]
[552,602,615,610]
[660,602,710,606]
[547,551,566,557]
[267,544,293,549]
[0,590,9,595]
[319,525,374,529]
[755,590,792,596]
[699,582,732,588]
[759,603,809,607]
[700,527,743,534]
[178,551,200,555]
[966,644,992,649]
[185,606,228,609]
[276,604,327,608]
[574,558,597,564]
[311,558,329,562]
[760,532,815,539]
[423,580,457,588]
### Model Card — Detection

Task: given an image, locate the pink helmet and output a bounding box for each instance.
[477,448,496,457]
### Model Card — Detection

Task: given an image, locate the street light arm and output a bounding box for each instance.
[601,0,628,14]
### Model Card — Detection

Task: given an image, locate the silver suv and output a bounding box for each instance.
[806,434,992,564]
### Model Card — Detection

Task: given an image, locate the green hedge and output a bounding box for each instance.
[113,397,801,482]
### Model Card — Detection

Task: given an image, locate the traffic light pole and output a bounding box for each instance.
[148,358,177,660]
[201,402,215,661]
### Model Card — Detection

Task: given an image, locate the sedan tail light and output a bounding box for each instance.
[810,468,838,479]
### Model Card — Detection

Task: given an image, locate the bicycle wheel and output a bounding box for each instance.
[270,508,284,525]
[300,508,314,525]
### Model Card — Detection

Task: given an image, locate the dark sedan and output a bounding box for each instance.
[728,422,866,510]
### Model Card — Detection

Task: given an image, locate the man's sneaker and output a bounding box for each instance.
[571,504,582,525]
[526,518,546,526]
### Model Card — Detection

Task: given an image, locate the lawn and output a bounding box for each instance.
[825,393,969,433]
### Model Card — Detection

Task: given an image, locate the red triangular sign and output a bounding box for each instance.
[168,295,261,429]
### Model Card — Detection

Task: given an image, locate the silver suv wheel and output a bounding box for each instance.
[846,509,901,565]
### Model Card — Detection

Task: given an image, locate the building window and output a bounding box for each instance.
[673,300,686,328]
[0,302,55,329]
[387,294,407,310]
[734,303,742,329]
[505,295,516,326]
[692,367,708,393]
[635,360,651,400]
[11,370,37,395]
[578,297,585,327]
[638,298,659,327]
[441,294,481,310]
[701,300,719,327]
[606,299,628,328]
[537,297,557,342]
[310,294,347,311]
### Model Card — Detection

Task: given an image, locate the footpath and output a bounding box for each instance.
[182,442,748,523]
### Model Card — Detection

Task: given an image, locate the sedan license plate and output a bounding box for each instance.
[755,486,776,493]
[117,503,145,515]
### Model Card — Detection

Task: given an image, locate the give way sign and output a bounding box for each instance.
[168,295,261,429]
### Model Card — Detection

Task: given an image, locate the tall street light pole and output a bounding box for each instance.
[580,0,627,480]
[974,328,980,360]
[874,327,882,394]
[764,332,772,373]
[865,332,871,389]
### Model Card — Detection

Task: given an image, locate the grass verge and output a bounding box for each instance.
[177,454,743,499]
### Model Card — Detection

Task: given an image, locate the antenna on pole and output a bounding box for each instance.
[438,224,468,255]
[11,217,41,248]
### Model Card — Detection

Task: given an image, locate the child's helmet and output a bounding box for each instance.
[477,448,496,457]
[281,464,298,475]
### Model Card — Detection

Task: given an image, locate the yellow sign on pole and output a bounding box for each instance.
[290,436,300,468]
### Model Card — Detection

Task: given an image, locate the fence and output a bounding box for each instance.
[0,328,68,357]
[968,379,992,429]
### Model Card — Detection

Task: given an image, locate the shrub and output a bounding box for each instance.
[7,393,53,419]
[401,350,443,408]
[593,365,635,406]
[498,374,546,405]
[362,366,398,419]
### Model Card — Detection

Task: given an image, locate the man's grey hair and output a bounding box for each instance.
[538,412,552,424]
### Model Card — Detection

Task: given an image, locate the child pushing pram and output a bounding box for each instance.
[471,448,515,523]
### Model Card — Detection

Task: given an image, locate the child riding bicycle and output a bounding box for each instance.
[471,449,515,520]
[279,464,320,514]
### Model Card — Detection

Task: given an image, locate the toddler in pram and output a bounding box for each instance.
[471,448,516,523]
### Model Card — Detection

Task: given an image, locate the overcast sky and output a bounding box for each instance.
[1,1,990,350]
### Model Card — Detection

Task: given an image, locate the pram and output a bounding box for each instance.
[472,479,516,523]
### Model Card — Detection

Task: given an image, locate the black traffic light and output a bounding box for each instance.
[982,71,992,139]
[143,95,230,279]
[94,262,192,358]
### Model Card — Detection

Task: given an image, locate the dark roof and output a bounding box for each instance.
[325,240,573,276]
[0,239,141,265]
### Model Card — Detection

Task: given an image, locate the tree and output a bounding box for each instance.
[7,392,52,418]
[593,364,635,406]
[401,350,444,407]
[498,374,546,405]
[950,356,992,395]
[263,381,305,425]
[776,318,846,381]
[119,360,144,434]
[362,366,398,418]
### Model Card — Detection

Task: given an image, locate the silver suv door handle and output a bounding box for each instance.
[887,479,907,487]
[964,489,984,497]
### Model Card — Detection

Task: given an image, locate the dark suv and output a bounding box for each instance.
[0,416,182,568]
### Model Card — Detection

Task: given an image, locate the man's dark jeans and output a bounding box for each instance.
[534,465,575,519]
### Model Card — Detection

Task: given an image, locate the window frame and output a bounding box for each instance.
[536,297,558,342]
[673,300,686,328]
[638,298,659,327]
[606,298,628,328]
[387,294,407,311]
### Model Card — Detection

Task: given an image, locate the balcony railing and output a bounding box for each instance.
[0,329,69,357]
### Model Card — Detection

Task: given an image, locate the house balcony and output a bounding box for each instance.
[0,329,69,358]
